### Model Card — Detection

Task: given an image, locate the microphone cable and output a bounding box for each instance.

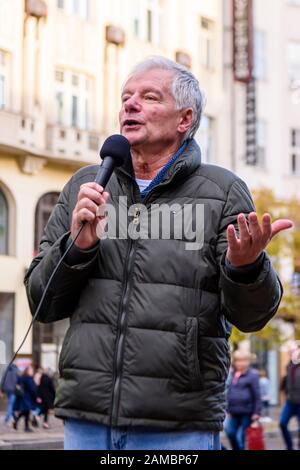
[0,222,86,390]
[0,133,130,390]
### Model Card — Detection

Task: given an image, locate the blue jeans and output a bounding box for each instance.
[64,418,221,450]
[4,392,16,423]
[224,414,252,450]
[279,400,300,450]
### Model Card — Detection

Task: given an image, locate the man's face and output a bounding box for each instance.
[119,68,185,149]
[234,358,250,372]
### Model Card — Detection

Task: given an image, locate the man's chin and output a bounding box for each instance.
[121,130,146,147]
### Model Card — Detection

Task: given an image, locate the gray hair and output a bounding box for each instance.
[126,56,206,141]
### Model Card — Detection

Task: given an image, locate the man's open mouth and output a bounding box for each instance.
[123,119,143,127]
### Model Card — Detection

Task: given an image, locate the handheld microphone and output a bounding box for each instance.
[0,134,131,390]
[95,134,131,188]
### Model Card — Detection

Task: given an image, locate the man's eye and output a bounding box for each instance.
[145,95,157,101]
[122,96,130,102]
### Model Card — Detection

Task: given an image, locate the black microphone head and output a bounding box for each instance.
[100,134,131,167]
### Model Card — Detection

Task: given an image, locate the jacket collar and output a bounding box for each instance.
[115,138,202,187]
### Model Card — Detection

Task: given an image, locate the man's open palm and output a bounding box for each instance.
[226,212,294,267]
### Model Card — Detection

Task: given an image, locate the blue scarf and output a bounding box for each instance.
[139,140,188,200]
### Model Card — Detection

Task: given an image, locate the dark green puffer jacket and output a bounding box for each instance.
[24,139,282,431]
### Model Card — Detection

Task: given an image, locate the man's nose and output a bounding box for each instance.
[124,95,141,112]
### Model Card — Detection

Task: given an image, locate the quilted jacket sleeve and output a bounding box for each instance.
[216,177,283,333]
[24,176,99,323]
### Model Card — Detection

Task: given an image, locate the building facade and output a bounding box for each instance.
[0,0,227,371]
[223,0,300,200]
[223,0,300,404]
[1,1,299,405]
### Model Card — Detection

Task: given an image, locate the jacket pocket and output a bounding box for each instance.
[58,323,76,374]
[185,317,203,391]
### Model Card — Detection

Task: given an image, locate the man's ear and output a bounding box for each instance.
[177,108,193,135]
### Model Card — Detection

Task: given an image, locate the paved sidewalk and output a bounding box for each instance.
[0,409,299,450]
[221,409,300,450]
[0,413,64,450]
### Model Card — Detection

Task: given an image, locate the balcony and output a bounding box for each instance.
[46,125,102,165]
[0,109,44,151]
[0,110,103,167]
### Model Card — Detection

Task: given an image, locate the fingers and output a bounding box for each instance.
[77,197,99,215]
[237,213,251,243]
[248,212,263,245]
[75,207,97,224]
[227,224,240,251]
[261,213,272,243]
[78,183,104,206]
[75,182,110,225]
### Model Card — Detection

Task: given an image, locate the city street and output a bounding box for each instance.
[0,410,298,450]
[0,0,300,457]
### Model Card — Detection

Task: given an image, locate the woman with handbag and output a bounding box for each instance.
[225,350,262,450]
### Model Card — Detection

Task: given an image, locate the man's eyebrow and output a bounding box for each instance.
[143,88,163,97]
[121,87,164,97]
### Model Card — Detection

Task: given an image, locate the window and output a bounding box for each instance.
[195,115,214,163]
[55,92,64,125]
[54,69,93,129]
[71,95,78,127]
[288,41,300,85]
[200,17,215,70]
[55,70,64,83]
[34,193,59,254]
[254,31,267,80]
[133,17,140,37]
[0,293,14,364]
[290,128,300,174]
[84,98,89,130]
[72,74,79,87]
[256,120,267,167]
[0,74,4,109]
[292,128,300,147]
[71,0,79,15]
[0,50,5,66]
[57,0,89,19]
[131,1,161,44]
[0,50,9,109]
[147,9,153,42]
[144,0,161,45]
[0,190,8,255]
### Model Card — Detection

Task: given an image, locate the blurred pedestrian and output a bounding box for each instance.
[31,367,43,427]
[13,365,37,432]
[224,350,261,450]
[33,368,56,429]
[259,369,272,421]
[279,342,300,450]
[0,363,19,425]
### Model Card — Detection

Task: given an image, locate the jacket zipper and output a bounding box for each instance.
[110,168,182,425]
[110,191,139,426]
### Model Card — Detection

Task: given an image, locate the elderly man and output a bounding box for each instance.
[24,56,292,450]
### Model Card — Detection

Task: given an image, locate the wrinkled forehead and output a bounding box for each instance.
[121,68,175,96]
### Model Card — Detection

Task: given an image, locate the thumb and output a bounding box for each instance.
[271,219,294,239]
